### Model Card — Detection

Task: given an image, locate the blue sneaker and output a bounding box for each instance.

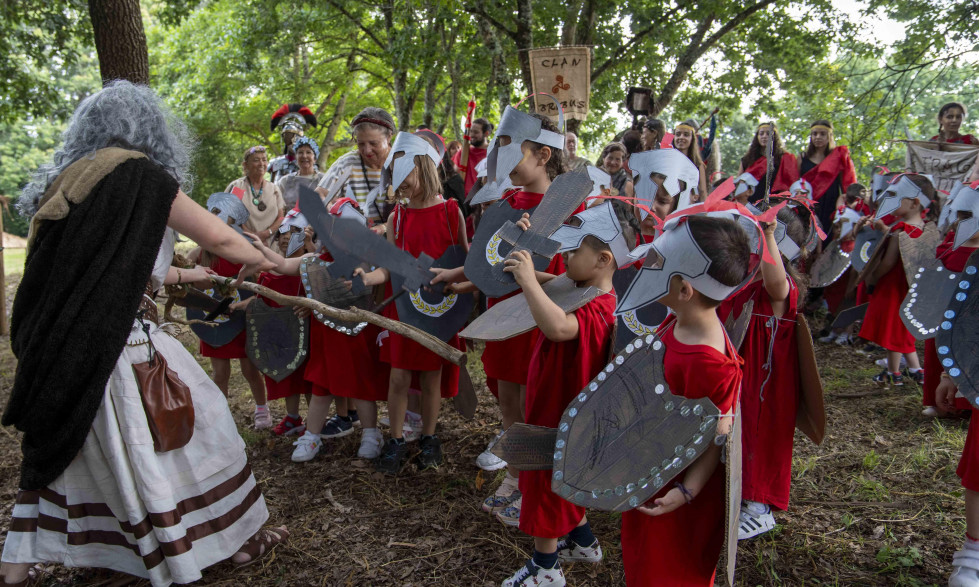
[320,414,355,439]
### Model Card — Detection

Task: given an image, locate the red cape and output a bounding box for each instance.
[452,146,487,194]
[802,146,857,202]
[744,152,799,193]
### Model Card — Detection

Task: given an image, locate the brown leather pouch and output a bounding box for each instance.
[132,340,194,453]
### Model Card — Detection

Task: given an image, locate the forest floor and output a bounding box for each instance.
[0,271,967,587]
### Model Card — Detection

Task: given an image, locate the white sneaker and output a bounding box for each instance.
[556,539,603,563]
[253,409,272,430]
[738,503,776,540]
[923,406,940,418]
[358,429,383,459]
[291,431,322,462]
[818,332,837,344]
[950,548,979,587]
[477,429,508,471]
[834,333,852,346]
[502,560,565,587]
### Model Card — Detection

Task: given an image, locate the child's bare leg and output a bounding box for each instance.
[419,369,442,436]
[210,358,231,396]
[497,380,524,477]
[904,351,922,371]
[239,358,267,406]
[305,393,335,433]
[284,394,301,416]
[967,489,979,541]
[534,537,558,554]
[335,396,349,418]
[0,562,32,584]
[354,399,378,429]
[388,368,411,438]
[886,351,903,373]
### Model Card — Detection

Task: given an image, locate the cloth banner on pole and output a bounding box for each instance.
[903,140,979,194]
[528,46,591,121]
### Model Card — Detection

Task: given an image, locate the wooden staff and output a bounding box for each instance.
[698,107,719,133]
[0,196,8,336]
[460,97,476,170]
[208,276,466,366]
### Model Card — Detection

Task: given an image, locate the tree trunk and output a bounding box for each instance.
[476,15,512,115]
[423,68,438,129]
[88,0,149,85]
[513,0,535,97]
[561,0,582,45]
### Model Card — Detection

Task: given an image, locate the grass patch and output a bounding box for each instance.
[3,247,24,276]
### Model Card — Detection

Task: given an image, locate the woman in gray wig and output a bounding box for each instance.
[0,81,287,587]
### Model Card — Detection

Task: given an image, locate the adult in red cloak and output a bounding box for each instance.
[738,122,799,203]
[799,119,857,235]
[452,117,492,193]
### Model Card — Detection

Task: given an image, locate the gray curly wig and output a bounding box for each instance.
[18,80,196,217]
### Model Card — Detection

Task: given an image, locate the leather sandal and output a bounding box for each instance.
[232,526,289,568]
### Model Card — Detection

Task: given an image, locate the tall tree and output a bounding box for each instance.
[89,0,150,84]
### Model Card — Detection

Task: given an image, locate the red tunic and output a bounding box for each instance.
[481,191,568,389]
[518,294,616,539]
[452,145,487,194]
[257,272,313,401]
[923,233,976,410]
[744,152,800,194]
[857,222,923,354]
[303,253,390,401]
[381,198,464,398]
[719,277,799,510]
[620,318,742,587]
[929,134,977,145]
[199,256,247,359]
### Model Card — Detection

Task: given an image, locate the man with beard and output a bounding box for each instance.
[565,131,589,171]
[452,117,492,193]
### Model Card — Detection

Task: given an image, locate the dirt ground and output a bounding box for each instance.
[0,272,967,586]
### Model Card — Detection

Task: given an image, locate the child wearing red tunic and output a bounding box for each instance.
[619,215,750,587]
[717,208,805,540]
[359,131,468,474]
[500,224,617,587]
[922,232,977,417]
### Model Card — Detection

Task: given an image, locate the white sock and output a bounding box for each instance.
[908,368,922,373]
[965,536,979,551]
[255,404,268,413]
[362,427,381,439]
[405,410,422,423]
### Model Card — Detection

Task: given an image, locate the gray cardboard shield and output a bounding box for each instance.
[831,302,868,329]
[901,255,963,340]
[188,288,254,347]
[935,251,979,408]
[550,330,721,512]
[460,274,603,342]
[809,240,852,288]
[897,222,942,286]
[245,297,309,382]
[300,256,373,335]
[391,245,474,342]
[465,200,544,299]
[851,226,884,273]
[613,265,668,354]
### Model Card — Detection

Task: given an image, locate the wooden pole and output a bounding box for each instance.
[209,276,466,366]
[0,196,8,336]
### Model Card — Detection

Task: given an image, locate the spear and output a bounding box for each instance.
[763,123,775,205]
[200,275,466,366]
[460,96,476,171]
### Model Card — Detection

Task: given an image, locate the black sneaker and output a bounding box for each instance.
[348,409,360,427]
[872,369,903,387]
[858,343,885,356]
[904,369,924,385]
[320,414,354,439]
[416,435,443,470]
[375,438,408,475]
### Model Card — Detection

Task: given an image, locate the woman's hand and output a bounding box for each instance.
[235,258,278,285]
[182,265,217,289]
[293,305,311,319]
[636,488,687,517]
[503,249,536,287]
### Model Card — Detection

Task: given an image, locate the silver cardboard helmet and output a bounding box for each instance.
[835,206,863,239]
[875,175,931,219]
[328,197,368,226]
[733,172,759,198]
[616,213,753,313]
[383,130,445,194]
[789,179,813,199]
[474,95,566,205]
[207,192,250,235]
[552,201,633,268]
[586,165,613,201]
[630,148,700,218]
[278,209,310,256]
[947,185,979,250]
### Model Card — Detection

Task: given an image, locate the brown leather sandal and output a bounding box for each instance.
[232,526,289,568]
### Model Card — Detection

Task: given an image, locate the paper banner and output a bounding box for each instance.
[903,140,979,195]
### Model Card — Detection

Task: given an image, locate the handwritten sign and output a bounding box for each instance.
[903,140,979,194]
[528,46,591,121]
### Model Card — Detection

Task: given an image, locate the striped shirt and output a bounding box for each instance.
[317,152,382,212]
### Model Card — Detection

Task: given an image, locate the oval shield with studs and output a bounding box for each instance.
[550,331,721,512]
[901,255,962,340]
[935,252,979,408]
[612,265,668,354]
[898,222,941,286]
[188,288,253,347]
[300,256,373,335]
[245,297,309,382]
[391,245,474,342]
[809,240,851,288]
